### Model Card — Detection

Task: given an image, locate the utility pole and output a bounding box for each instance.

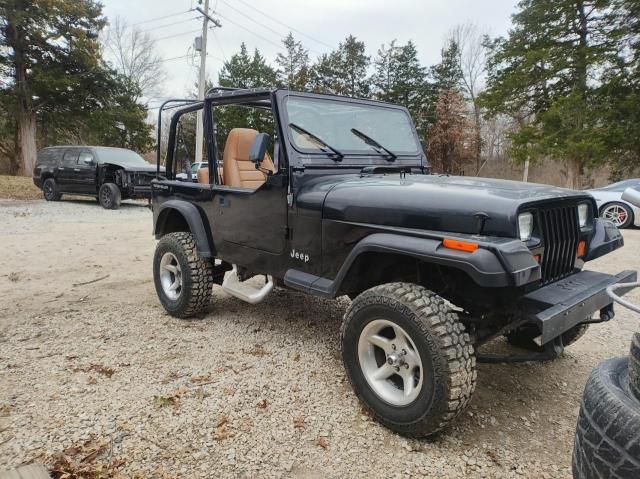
[194,0,220,163]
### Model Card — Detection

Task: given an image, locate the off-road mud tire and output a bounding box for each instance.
[42,178,62,201]
[629,333,640,400]
[153,232,213,318]
[506,323,589,351]
[572,357,640,479]
[341,282,476,437]
[99,183,121,209]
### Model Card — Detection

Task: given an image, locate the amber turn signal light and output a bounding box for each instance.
[443,238,479,253]
[576,240,587,258]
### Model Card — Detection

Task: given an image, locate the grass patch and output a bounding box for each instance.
[0,174,41,200]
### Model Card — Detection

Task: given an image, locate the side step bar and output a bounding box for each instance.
[222,265,273,304]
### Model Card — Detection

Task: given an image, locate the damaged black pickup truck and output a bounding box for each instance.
[33,145,163,209]
[150,88,637,437]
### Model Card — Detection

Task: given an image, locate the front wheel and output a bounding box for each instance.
[341,283,476,437]
[99,183,121,209]
[153,232,214,318]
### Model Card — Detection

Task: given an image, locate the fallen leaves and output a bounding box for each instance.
[48,437,126,479]
[315,436,328,449]
[213,417,234,441]
[293,415,305,428]
[245,343,267,357]
[72,364,115,378]
[153,385,188,408]
[257,399,268,409]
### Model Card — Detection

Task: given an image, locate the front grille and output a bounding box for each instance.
[539,204,580,284]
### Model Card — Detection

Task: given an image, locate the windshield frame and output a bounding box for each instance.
[275,90,425,168]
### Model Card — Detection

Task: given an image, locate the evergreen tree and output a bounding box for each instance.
[431,40,463,93]
[371,40,431,134]
[480,0,625,188]
[310,35,370,97]
[0,0,154,174]
[275,33,311,90]
[215,44,276,152]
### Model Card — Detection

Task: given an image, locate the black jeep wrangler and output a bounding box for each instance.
[33,145,163,209]
[150,88,636,437]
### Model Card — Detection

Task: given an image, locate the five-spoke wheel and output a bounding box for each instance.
[358,319,423,405]
[159,252,182,300]
[601,202,633,229]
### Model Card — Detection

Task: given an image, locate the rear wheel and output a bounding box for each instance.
[505,323,589,351]
[600,202,634,229]
[99,183,121,209]
[572,357,640,479]
[153,232,214,318]
[341,283,476,437]
[42,178,62,201]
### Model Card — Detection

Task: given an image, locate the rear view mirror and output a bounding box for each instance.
[622,187,640,208]
[250,133,270,168]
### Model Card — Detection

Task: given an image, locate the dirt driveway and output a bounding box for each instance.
[1,198,639,478]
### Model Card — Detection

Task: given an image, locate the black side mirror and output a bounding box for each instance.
[83,157,95,165]
[250,133,270,168]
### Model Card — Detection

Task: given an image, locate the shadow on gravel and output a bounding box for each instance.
[196,287,579,450]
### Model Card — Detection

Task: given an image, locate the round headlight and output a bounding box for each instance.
[578,202,589,227]
[518,212,533,241]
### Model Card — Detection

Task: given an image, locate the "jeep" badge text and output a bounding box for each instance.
[290,249,310,263]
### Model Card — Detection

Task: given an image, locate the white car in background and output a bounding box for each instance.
[587,179,640,228]
[175,162,207,182]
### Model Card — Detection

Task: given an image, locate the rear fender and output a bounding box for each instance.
[154,200,213,257]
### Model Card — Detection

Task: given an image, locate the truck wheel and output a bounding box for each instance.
[99,183,121,209]
[629,333,640,400]
[506,323,589,350]
[42,178,62,201]
[341,283,476,437]
[572,357,640,479]
[153,232,214,318]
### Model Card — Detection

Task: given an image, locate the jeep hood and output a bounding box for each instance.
[301,174,593,237]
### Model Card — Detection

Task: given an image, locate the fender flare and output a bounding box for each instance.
[284,233,535,298]
[154,200,213,257]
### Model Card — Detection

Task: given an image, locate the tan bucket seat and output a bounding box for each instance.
[222,128,275,189]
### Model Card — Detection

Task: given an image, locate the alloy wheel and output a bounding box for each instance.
[357,319,423,406]
[602,204,628,227]
[159,252,182,300]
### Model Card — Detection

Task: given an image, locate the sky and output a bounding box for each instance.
[100,0,520,108]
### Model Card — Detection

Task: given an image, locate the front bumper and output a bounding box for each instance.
[520,269,637,345]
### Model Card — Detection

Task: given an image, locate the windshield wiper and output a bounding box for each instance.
[289,123,344,160]
[350,128,397,161]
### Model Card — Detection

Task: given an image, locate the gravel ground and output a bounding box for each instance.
[1,197,639,478]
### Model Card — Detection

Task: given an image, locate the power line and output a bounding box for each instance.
[232,0,335,50]
[214,12,284,52]
[154,28,201,42]
[140,17,199,33]
[216,0,323,56]
[131,10,192,26]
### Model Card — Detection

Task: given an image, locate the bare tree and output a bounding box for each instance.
[428,89,475,175]
[103,16,167,100]
[448,22,487,175]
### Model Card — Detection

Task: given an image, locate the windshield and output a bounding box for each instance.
[284,96,420,156]
[95,147,148,165]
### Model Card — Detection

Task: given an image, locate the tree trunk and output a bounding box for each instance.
[18,110,37,176]
[565,158,581,190]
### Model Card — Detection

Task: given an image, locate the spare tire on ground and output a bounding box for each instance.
[572,357,640,479]
[629,333,640,400]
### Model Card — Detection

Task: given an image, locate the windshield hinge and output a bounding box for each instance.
[284,226,292,239]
